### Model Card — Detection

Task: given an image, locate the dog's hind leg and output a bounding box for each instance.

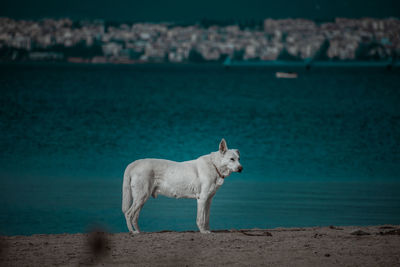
[126,174,152,234]
[131,191,149,233]
[123,179,136,233]
[124,204,135,233]
[125,192,149,234]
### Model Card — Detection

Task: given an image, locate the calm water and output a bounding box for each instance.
[0,63,399,235]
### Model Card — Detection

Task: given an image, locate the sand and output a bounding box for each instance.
[1,225,400,266]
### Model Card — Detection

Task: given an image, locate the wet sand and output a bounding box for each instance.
[1,225,400,266]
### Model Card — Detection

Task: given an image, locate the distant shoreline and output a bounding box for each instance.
[1,60,399,68]
[2,17,399,65]
[1,225,399,266]
[223,59,400,68]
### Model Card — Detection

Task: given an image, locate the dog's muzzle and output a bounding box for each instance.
[238,166,243,173]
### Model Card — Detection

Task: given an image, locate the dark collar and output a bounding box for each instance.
[212,163,224,179]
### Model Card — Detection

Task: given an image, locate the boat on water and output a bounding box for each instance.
[276,72,298,78]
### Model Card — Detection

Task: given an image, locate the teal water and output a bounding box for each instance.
[0,63,399,235]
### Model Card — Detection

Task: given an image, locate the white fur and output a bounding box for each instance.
[122,138,242,234]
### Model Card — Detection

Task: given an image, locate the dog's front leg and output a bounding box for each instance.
[204,197,213,230]
[196,198,211,234]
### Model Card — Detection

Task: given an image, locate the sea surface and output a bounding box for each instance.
[0,63,399,235]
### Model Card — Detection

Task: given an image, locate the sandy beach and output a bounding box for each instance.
[1,225,400,266]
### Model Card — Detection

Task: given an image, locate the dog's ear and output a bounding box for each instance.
[219,138,228,154]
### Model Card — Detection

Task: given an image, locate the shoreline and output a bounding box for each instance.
[1,60,400,67]
[1,225,399,266]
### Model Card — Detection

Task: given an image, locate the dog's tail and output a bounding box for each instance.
[122,167,133,214]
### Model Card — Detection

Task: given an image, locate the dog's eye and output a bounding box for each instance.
[230,158,235,161]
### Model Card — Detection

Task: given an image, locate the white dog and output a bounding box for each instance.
[122,138,242,234]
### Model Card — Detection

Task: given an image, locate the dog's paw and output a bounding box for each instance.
[129,231,140,236]
[200,230,212,234]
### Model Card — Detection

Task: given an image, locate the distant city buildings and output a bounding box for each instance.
[0,17,399,63]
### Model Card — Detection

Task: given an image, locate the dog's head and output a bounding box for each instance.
[215,138,243,177]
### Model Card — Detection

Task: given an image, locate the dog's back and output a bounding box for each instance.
[122,158,202,211]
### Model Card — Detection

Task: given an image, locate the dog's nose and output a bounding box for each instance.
[238,166,243,173]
